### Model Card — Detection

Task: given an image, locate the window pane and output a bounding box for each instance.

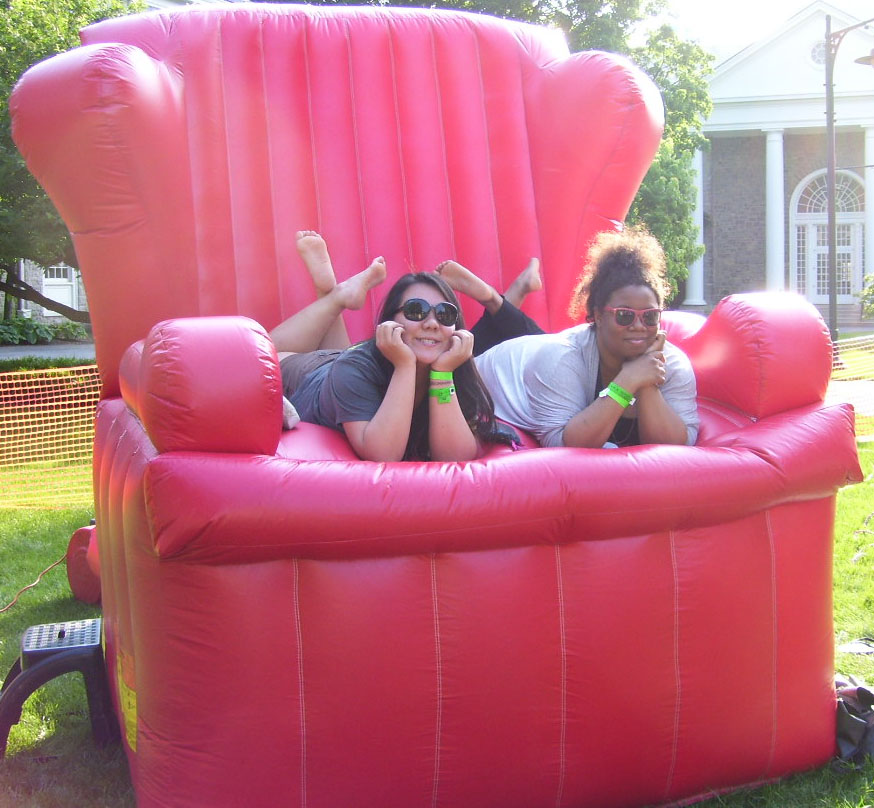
[796,225,807,294]
[817,253,829,296]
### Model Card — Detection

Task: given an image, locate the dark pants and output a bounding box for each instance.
[470,299,544,356]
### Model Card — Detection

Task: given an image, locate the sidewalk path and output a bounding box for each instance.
[0,341,96,361]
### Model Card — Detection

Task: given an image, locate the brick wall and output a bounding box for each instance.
[704,129,868,323]
[705,135,767,302]
[785,130,863,203]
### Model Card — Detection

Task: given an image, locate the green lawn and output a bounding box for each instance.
[0,508,134,808]
[833,345,874,382]
[0,445,872,807]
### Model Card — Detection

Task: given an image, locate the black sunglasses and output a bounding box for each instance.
[602,306,662,328]
[396,298,459,327]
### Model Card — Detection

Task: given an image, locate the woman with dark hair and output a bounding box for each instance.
[272,231,502,461]
[475,226,699,448]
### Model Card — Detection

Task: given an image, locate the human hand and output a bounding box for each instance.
[431,329,474,372]
[375,320,416,368]
[646,330,666,354]
[616,350,666,393]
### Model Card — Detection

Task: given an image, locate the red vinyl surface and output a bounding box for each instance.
[10,6,862,807]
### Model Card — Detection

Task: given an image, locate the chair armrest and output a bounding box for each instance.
[131,316,283,455]
[660,310,706,343]
[141,400,860,564]
[683,292,832,419]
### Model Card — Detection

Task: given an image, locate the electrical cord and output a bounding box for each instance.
[0,556,66,614]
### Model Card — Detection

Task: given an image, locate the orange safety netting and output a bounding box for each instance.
[0,335,871,510]
[829,334,874,441]
[0,365,100,508]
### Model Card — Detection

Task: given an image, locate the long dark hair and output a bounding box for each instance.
[374,272,496,459]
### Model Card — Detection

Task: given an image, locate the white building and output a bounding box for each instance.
[687,0,874,332]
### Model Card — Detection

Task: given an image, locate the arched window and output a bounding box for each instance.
[790,170,865,304]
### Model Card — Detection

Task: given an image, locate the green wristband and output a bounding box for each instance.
[429,385,456,403]
[601,382,634,408]
[609,382,634,405]
[430,370,453,381]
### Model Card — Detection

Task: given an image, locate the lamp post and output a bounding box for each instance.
[824,14,874,343]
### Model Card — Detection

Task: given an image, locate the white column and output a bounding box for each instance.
[765,130,785,291]
[683,149,706,305]
[865,127,874,286]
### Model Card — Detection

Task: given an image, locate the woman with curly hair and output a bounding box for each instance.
[474,226,699,448]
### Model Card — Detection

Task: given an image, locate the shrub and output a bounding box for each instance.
[0,317,90,346]
[51,320,90,341]
[0,316,55,345]
[861,275,874,319]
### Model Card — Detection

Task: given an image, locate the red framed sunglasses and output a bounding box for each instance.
[602,306,662,327]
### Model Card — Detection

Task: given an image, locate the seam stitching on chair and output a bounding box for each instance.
[387,23,413,267]
[665,530,681,799]
[554,544,567,808]
[345,20,369,258]
[430,554,443,808]
[259,17,284,315]
[302,23,321,230]
[765,510,778,776]
[215,16,237,314]
[471,24,504,274]
[515,38,545,305]
[430,21,456,256]
[293,559,307,808]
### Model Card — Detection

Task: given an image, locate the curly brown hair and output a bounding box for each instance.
[568,226,671,322]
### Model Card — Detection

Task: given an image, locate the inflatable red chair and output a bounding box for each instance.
[10,5,862,808]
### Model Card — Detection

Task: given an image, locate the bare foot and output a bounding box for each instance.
[332,257,387,311]
[435,260,502,311]
[296,231,336,296]
[504,257,542,309]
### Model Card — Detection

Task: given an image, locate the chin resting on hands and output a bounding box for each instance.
[620,351,666,393]
[432,329,474,372]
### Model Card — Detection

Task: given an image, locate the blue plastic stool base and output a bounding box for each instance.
[0,618,118,757]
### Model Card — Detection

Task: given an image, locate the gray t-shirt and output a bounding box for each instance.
[290,342,391,430]
[475,323,699,447]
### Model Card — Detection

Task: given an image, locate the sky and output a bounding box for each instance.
[653,0,874,62]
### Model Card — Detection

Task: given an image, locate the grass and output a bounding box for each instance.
[833,344,874,383]
[0,508,134,808]
[0,446,872,807]
[0,358,96,374]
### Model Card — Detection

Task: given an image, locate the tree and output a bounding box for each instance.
[627,25,713,299]
[0,0,143,322]
[861,274,874,319]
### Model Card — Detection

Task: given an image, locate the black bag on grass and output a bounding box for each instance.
[835,677,874,766]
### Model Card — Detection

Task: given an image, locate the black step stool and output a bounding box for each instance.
[0,618,118,757]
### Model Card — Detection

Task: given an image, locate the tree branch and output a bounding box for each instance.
[0,275,91,323]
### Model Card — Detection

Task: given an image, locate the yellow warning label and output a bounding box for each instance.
[116,652,137,752]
